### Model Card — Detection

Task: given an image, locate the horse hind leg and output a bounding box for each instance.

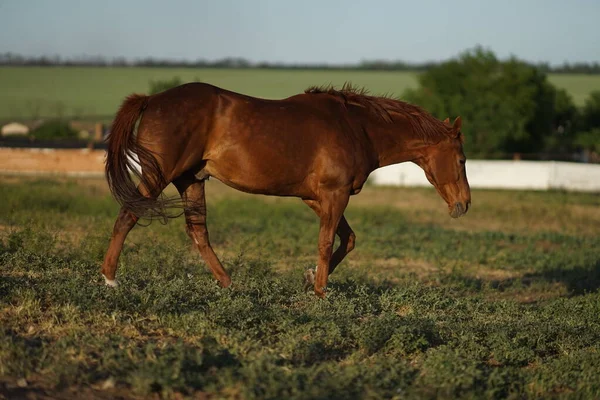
[101,178,167,287]
[173,173,232,287]
[101,207,138,286]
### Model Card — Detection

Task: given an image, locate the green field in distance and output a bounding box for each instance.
[1,67,599,119]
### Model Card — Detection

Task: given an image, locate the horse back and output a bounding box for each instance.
[137,83,375,197]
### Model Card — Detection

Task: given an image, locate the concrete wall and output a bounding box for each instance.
[370,160,600,192]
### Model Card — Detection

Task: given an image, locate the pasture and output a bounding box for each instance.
[2,67,600,119]
[1,176,599,399]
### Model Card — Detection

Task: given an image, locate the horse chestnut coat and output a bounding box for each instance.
[102,83,471,297]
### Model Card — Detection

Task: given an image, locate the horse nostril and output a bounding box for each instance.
[455,202,464,215]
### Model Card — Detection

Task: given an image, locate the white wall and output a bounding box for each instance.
[370,160,600,192]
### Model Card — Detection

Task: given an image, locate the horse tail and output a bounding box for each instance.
[105,94,175,221]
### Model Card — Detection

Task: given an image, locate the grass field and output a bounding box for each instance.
[1,176,599,399]
[1,67,600,119]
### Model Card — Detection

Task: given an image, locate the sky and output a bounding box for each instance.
[0,0,599,66]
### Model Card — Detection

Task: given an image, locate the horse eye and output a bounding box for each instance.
[459,159,466,165]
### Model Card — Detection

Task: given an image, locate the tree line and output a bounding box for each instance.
[1,52,599,74]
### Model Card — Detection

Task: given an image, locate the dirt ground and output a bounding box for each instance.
[0,148,105,176]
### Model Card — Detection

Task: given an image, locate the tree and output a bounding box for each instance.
[148,77,183,95]
[403,47,574,158]
[543,88,579,154]
[579,91,600,129]
[574,91,600,154]
[30,120,78,140]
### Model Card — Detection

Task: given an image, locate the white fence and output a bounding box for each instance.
[370,160,600,192]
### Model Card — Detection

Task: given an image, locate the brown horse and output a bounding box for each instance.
[102,82,470,297]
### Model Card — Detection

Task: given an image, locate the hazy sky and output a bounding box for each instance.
[1,0,598,65]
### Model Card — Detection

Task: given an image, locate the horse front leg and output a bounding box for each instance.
[303,201,356,292]
[312,190,349,298]
[328,216,356,274]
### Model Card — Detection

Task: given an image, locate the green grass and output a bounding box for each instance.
[2,67,600,120]
[1,177,600,399]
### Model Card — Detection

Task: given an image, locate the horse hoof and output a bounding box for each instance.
[220,277,233,288]
[303,267,316,292]
[103,275,119,288]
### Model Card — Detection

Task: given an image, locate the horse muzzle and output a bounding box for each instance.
[449,201,470,218]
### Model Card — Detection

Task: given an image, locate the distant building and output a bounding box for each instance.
[1,122,29,136]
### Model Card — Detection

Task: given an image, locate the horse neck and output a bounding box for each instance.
[365,116,430,168]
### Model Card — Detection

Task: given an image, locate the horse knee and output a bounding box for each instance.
[318,238,335,256]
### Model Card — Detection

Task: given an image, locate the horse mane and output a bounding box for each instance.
[305,83,450,143]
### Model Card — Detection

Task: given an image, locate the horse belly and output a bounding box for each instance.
[204,147,315,197]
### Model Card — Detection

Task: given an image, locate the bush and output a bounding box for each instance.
[30,119,79,140]
[579,91,600,131]
[570,91,600,155]
[574,128,600,152]
[148,77,183,95]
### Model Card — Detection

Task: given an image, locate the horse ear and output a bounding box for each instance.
[453,116,462,131]
[443,117,450,124]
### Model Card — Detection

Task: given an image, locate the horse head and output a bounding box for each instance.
[414,117,471,218]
